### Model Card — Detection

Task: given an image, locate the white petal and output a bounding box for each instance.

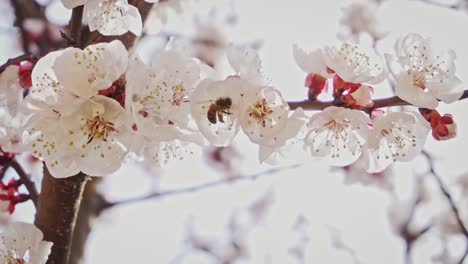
[292,44,327,74]
[85,0,143,36]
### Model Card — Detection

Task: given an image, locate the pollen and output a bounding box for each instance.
[83,115,118,144]
[248,99,274,128]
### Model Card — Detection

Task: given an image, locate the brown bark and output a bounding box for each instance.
[69,178,111,264]
[34,168,90,264]
[287,90,468,111]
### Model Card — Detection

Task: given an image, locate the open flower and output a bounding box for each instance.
[366,111,430,172]
[304,106,370,166]
[0,222,53,264]
[191,77,247,146]
[27,96,137,177]
[323,43,386,85]
[61,0,142,36]
[25,41,136,177]
[386,33,463,109]
[126,47,204,164]
[240,86,290,145]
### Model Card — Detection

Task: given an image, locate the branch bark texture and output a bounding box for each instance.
[34,168,90,264]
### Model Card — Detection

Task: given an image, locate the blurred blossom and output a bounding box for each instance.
[192,17,228,68]
[204,145,242,177]
[338,0,388,43]
[342,155,394,191]
[145,0,189,34]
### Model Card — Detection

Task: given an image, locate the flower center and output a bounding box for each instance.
[171,84,186,106]
[338,43,381,74]
[377,126,417,161]
[407,45,447,90]
[248,99,273,128]
[307,119,363,158]
[84,115,118,144]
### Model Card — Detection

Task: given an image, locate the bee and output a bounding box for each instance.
[207,97,233,124]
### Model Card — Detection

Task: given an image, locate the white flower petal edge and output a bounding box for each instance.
[292,44,328,76]
[0,65,23,116]
[323,43,387,84]
[258,107,307,163]
[53,40,128,98]
[387,33,464,109]
[0,222,53,264]
[84,0,142,36]
[366,111,430,173]
[27,50,65,110]
[304,106,370,166]
[191,77,247,146]
[227,46,265,85]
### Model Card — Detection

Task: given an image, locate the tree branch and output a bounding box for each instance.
[0,53,35,73]
[417,0,463,10]
[10,158,38,206]
[287,90,468,111]
[101,164,301,212]
[10,0,30,53]
[34,168,90,264]
[422,151,468,264]
[69,5,84,48]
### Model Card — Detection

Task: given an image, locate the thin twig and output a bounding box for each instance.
[417,0,463,10]
[0,53,35,73]
[10,158,38,206]
[422,151,468,264]
[101,164,301,211]
[69,5,84,48]
[287,90,468,111]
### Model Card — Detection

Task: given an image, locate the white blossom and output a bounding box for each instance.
[27,95,137,177]
[61,0,142,36]
[144,0,186,34]
[191,77,247,146]
[386,33,464,109]
[53,40,128,98]
[304,106,370,166]
[323,43,386,84]
[0,66,29,153]
[338,0,387,42]
[25,41,136,177]
[0,66,23,116]
[366,111,430,173]
[227,46,265,85]
[293,45,328,77]
[343,154,394,190]
[239,86,290,146]
[126,47,204,165]
[0,222,52,264]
